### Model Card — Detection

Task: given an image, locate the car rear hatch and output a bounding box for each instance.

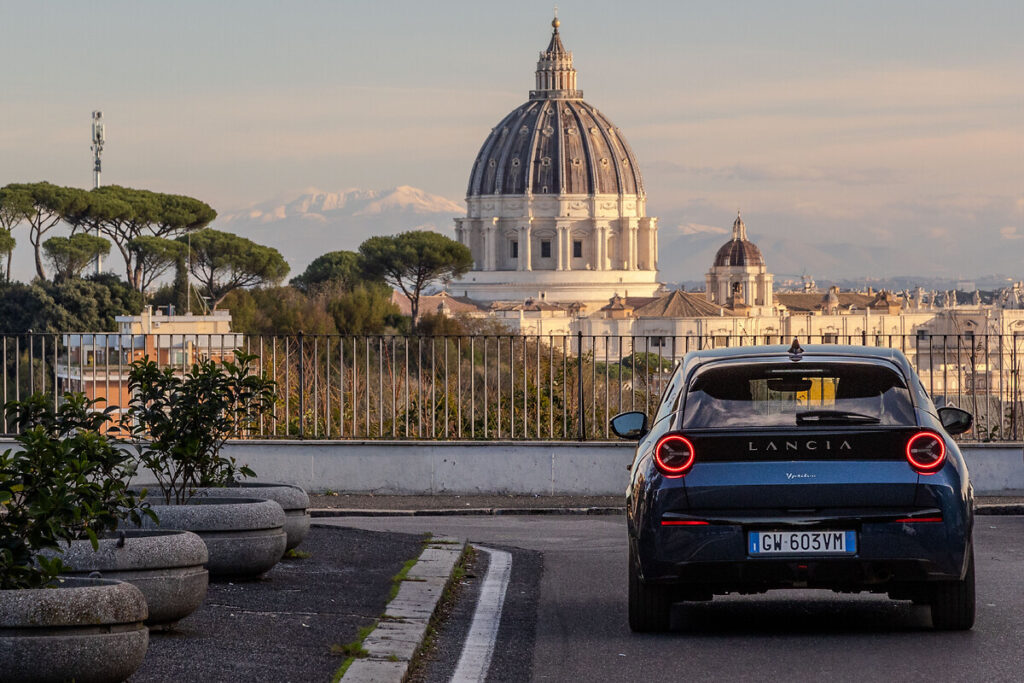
[682,427,921,510]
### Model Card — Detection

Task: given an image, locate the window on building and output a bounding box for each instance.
[541,240,551,258]
[822,333,838,344]
[573,240,582,258]
[511,240,518,259]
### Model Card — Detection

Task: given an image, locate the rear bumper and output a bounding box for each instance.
[634,518,969,591]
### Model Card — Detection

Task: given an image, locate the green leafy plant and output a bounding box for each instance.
[126,350,276,504]
[0,393,151,590]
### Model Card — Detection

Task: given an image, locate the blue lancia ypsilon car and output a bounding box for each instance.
[612,341,975,632]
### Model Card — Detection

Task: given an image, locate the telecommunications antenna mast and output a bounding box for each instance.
[90,111,105,273]
[91,111,105,189]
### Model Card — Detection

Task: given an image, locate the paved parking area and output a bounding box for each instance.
[129,526,424,683]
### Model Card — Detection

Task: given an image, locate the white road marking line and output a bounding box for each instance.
[450,546,512,683]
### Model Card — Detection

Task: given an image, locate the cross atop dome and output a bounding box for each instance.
[533,15,581,99]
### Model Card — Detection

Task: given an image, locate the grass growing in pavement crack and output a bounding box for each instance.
[331,622,375,657]
[330,533,435,682]
[284,548,312,559]
[329,622,375,682]
[389,557,420,601]
[404,544,477,683]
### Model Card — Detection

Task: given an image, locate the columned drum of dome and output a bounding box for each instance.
[453,18,661,307]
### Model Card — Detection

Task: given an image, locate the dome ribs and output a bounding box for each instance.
[589,105,626,197]
[561,103,589,194]
[494,105,533,194]
[528,100,556,195]
[554,101,567,195]
[469,107,520,196]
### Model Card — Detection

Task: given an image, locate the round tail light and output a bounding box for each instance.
[654,434,696,477]
[906,432,946,474]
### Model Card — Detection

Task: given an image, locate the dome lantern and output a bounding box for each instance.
[532,16,581,100]
[733,210,748,241]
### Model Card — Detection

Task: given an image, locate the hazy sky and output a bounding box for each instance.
[2,1,1022,278]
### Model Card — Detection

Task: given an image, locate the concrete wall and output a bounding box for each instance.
[3,438,1021,497]
[219,440,632,496]
[220,440,1024,497]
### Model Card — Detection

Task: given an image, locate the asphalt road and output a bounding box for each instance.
[319,515,1024,683]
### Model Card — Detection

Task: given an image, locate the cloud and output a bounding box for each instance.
[1000,226,1023,240]
[646,161,900,185]
[674,222,729,235]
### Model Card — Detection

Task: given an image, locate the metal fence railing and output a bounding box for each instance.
[2,332,1023,442]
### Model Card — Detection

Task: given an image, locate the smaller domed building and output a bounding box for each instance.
[705,212,774,314]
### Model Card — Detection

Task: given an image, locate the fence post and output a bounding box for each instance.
[577,330,585,441]
[298,331,305,438]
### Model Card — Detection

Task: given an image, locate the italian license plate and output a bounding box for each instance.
[749,530,856,555]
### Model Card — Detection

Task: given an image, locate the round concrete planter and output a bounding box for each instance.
[137,496,287,579]
[0,577,149,683]
[197,482,311,551]
[56,529,209,629]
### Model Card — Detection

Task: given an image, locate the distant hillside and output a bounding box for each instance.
[219,186,463,275]
[659,227,943,283]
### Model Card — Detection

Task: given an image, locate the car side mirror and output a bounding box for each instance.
[938,406,973,436]
[610,411,648,440]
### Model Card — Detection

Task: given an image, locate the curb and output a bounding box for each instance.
[311,506,624,518]
[314,504,1024,518]
[340,536,466,683]
[976,504,1024,515]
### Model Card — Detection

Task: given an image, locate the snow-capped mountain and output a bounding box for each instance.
[219,186,464,277]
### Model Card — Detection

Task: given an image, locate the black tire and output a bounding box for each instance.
[930,547,976,630]
[628,545,673,632]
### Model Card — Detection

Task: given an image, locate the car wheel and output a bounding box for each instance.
[628,545,673,632]
[929,546,975,630]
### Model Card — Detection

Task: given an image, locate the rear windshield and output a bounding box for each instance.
[682,361,915,429]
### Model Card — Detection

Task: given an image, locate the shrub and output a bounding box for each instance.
[126,351,276,504]
[0,393,150,589]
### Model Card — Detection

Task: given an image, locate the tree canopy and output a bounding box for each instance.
[220,286,338,335]
[0,227,14,283]
[67,186,216,290]
[327,283,400,335]
[180,229,290,309]
[290,250,372,293]
[0,274,144,334]
[358,231,472,328]
[128,236,188,295]
[0,182,89,280]
[42,233,111,282]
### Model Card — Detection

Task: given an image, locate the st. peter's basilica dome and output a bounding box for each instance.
[453,18,661,306]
